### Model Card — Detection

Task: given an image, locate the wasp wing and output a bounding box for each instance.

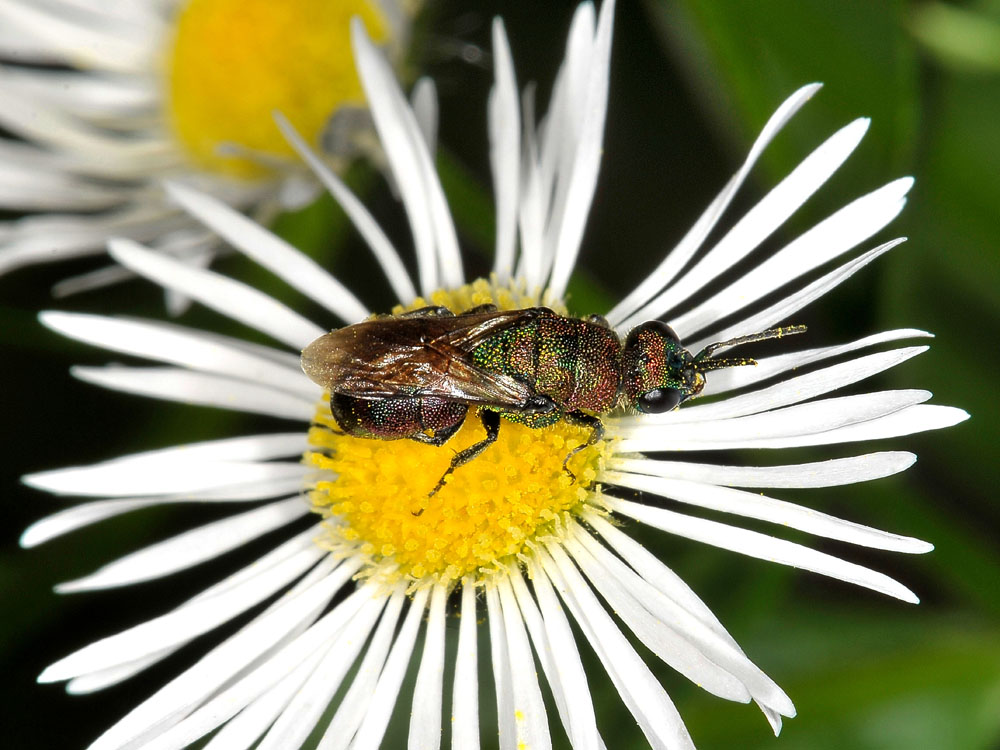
[301,308,550,407]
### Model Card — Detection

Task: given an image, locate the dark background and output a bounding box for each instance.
[1,0,997,747]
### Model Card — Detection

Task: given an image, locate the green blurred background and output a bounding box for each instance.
[1,0,998,747]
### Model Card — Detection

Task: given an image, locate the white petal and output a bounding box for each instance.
[117,432,307,462]
[350,587,431,750]
[164,181,369,324]
[497,577,552,749]
[510,567,602,750]
[143,584,377,750]
[649,346,928,425]
[203,657,318,750]
[40,547,328,683]
[586,512,797,725]
[184,327,303,371]
[66,650,175,696]
[606,83,823,326]
[254,593,388,750]
[22,498,169,547]
[55,497,309,592]
[485,585,516,750]
[614,389,931,451]
[411,76,439,155]
[408,584,448,750]
[605,451,917,489]
[69,531,330,694]
[583,510,738,643]
[84,558,352,750]
[71,365,315,420]
[539,546,695,750]
[273,113,416,304]
[0,205,188,274]
[621,117,872,330]
[0,0,157,71]
[52,246,207,303]
[685,239,903,355]
[674,178,912,338]
[40,311,313,397]
[701,329,932,397]
[603,471,932,552]
[68,527,330,694]
[607,496,920,602]
[546,0,615,299]
[0,85,173,168]
[352,20,463,293]
[108,238,323,350]
[626,402,967,453]
[0,18,63,62]
[564,534,754,705]
[489,17,521,282]
[538,4,595,227]
[24,431,308,496]
[569,527,794,717]
[516,85,546,289]
[187,525,330,604]
[806,403,969,445]
[760,705,785,737]
[24,458,306,499]
[0,160,125,211]
[0,66,156,121]
[316,589,407,750]
[451,579,480,750]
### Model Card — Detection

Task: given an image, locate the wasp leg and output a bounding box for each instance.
[464,303,499,314]
[428,410,501,497]
[408,418,464,447]
[399,305,454,318]
[560,411,605,481]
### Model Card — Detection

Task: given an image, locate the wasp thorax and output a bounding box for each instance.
[621,321,702,414]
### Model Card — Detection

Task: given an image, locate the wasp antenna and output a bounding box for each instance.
[695,356,757,373]
[695,324,807,361]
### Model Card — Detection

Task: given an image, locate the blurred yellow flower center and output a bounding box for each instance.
[306,280,609,586]
[166,0,388,178]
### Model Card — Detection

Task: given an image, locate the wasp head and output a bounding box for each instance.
[621,321,703,414]
[622,321,808,414]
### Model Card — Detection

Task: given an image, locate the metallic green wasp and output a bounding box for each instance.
[302,305,804,496]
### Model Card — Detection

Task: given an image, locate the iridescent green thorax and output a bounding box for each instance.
[471,312,622,414]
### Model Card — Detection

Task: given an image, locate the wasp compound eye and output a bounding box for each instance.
[637,387,683,414]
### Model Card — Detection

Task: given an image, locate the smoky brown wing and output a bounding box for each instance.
[432,307,550,350]
[301,309,545,406]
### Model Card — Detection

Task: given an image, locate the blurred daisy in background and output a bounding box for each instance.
[20,0,968,748]
[0,0,415,312]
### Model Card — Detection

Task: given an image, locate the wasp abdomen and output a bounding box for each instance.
[331,393,467,443]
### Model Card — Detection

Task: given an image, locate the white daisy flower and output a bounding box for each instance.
[22,1,968,748]
[0,0,413,311]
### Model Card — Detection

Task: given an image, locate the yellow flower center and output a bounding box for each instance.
[305,280,611,587]
[165,0,389,178]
